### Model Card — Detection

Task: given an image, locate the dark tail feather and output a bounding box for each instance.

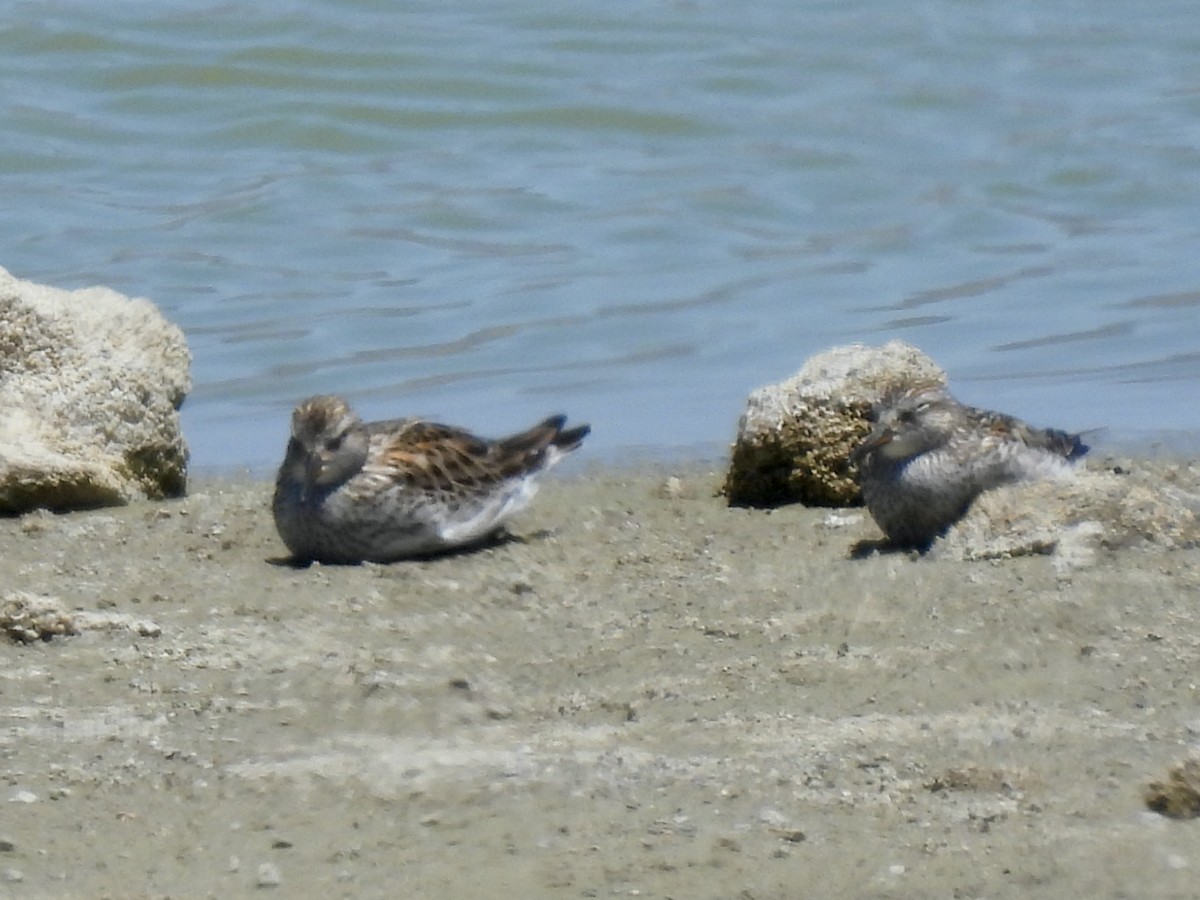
[554,422,591,452]
[1039,427,1088,461]
[500,415,590,457]
[1067,427,1108,460]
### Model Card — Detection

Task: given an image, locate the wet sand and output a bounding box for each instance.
[2,461,1199,899]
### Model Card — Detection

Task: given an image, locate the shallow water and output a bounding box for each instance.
[2,0,1199,471]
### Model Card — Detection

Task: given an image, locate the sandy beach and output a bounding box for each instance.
[2,459,1199,899]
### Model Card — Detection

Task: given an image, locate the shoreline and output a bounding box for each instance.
[184,427,1200,484]
[2,460,1199,897]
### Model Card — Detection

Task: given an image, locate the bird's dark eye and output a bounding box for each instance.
[326,432,345,452]
[897,409,916,424]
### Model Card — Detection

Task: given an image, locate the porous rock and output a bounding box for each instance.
[0,266,191,512]
[724,341,945,507]
[1,592,77,643]
[1145,756,1200,819]
[931,465,1200,562]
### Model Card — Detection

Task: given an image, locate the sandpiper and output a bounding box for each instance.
[272,395,590,563]
[850,383,1087,550]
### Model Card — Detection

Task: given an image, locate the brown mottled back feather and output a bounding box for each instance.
[370,415,591,493]
[969,408,1088,460]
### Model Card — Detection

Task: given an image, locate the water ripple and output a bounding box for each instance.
[2,0,1199,466]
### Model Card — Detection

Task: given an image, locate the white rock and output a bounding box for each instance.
[932,468,1200,561]
[725,341,944,506]
[0,266,191,513]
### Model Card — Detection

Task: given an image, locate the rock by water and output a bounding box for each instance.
[725,341,944,507]
[0,266,191,513]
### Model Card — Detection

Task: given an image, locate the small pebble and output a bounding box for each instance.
[660,476,684,499]
[133,620,162,637]
[8,791,37,804]
[256,862,282,887]
[758,808,788,827]
[823,512,863,529]
[2,868,23,883]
